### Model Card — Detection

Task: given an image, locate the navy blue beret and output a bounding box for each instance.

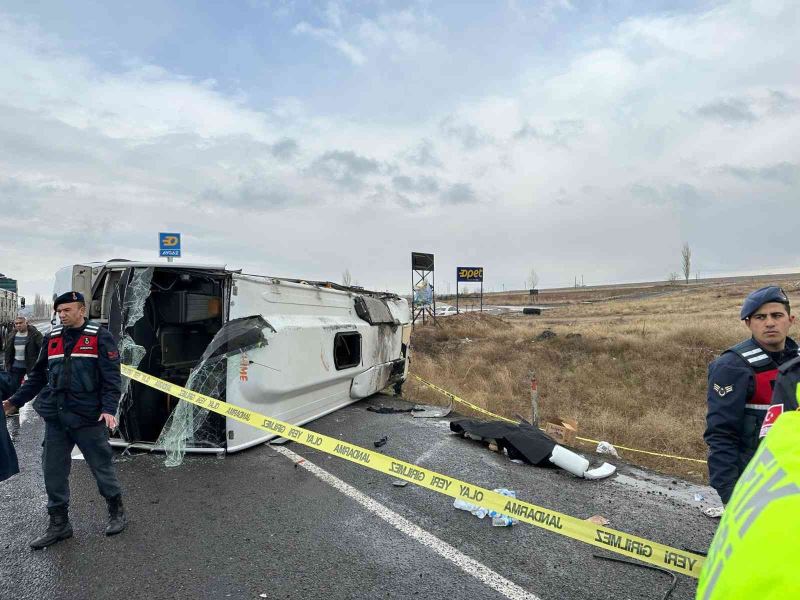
[740,286,790,320]
[54,291,86,310]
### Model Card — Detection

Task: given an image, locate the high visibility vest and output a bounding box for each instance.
[696,411,800,599]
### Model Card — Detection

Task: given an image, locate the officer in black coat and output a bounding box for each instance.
[704,286,797,505]
[2,291,128,548]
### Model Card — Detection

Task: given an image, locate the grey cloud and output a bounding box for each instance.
[200,176,298,211]
[403,139,442,168]
[270,137,299,160]
[392,174,439,195]
[768,90,800,116]
[440,182,478,205]
[439,116,493,150]
[717,162,799,185]
[366,185,421,211]
[309,149,387,191]
[695,98,756,124]
[514,119,584,146]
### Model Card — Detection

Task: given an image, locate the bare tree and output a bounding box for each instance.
[526,268,539,290]
[681,243,692,284]
[342,269,352,287]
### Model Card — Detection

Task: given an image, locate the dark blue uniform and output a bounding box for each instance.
[9,319,123,510]
[704,337,799,504]
[772,356,800,412]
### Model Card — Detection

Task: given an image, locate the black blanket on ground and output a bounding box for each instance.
[449,419,557,466]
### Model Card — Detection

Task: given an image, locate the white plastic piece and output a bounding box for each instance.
[549,445,590,477]
[584,462,617,480]
[703,506,724,518]
[596,441,619,457]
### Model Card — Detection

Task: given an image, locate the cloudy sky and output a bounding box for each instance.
[1,0,798,299]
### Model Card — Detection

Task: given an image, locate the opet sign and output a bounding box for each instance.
[457,267,483,282]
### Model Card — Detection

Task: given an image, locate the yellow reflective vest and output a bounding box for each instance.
[697,411,800,599]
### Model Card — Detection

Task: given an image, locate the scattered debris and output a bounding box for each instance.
[453,498,489,519]
[584,463,617,480]
[367,406,421,414]
[596,441,619,457]
[374,436,388,448]
[392,480,409,487]
[454,488,518,527]
[702,506,724,519]
[491,489,518,527]
[586,515,610,526]
[543,416,578,445]
[412,403,453,418]
[549,444,589,476]
[535,329,557,341]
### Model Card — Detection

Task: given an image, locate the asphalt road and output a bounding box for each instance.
[1,395,718,600]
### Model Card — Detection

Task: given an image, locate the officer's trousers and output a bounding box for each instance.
[42,420,122,511]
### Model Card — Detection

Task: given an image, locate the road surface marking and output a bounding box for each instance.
[274,446,542,600]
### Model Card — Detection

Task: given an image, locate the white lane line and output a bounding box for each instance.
[274,446,542,600]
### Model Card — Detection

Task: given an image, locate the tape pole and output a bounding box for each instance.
[122,365,704,578]
[412,375,708,464]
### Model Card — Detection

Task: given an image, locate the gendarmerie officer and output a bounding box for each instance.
[704,286,798,505]
[2,291,127,548]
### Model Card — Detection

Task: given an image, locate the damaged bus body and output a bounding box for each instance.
[53,261,411,459]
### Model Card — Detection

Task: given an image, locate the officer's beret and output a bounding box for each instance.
[54,291,86,310]
[740,286,790,320]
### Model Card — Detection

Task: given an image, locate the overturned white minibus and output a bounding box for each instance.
[53,261,411,457]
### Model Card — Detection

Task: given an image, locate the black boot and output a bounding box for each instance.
[105,495,127,536]
[30,508,73,550]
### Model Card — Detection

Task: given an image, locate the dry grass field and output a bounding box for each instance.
[407,276,800,483]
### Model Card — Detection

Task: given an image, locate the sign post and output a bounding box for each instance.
[159,233,181,262]
[456,267,484,314]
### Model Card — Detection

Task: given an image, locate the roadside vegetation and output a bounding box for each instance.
[408,277,800,482]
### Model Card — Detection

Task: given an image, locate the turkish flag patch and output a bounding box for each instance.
[759,404,783,438]
[107,350,119,360]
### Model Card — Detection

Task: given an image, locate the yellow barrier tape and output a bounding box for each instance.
[412,375,708,464]
[122,364,704,578]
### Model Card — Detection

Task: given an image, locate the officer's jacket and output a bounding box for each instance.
[755,355,800,440]
[9,319,122,428]
[704,337,799,504]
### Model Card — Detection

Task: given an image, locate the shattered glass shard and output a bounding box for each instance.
[156,316,270,467]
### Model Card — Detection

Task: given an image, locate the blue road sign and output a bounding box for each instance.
[159,232,181,257]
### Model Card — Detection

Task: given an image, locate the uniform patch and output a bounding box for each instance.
[107,351,119,360]
[759,404,783,438]
[713,383,734,397]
